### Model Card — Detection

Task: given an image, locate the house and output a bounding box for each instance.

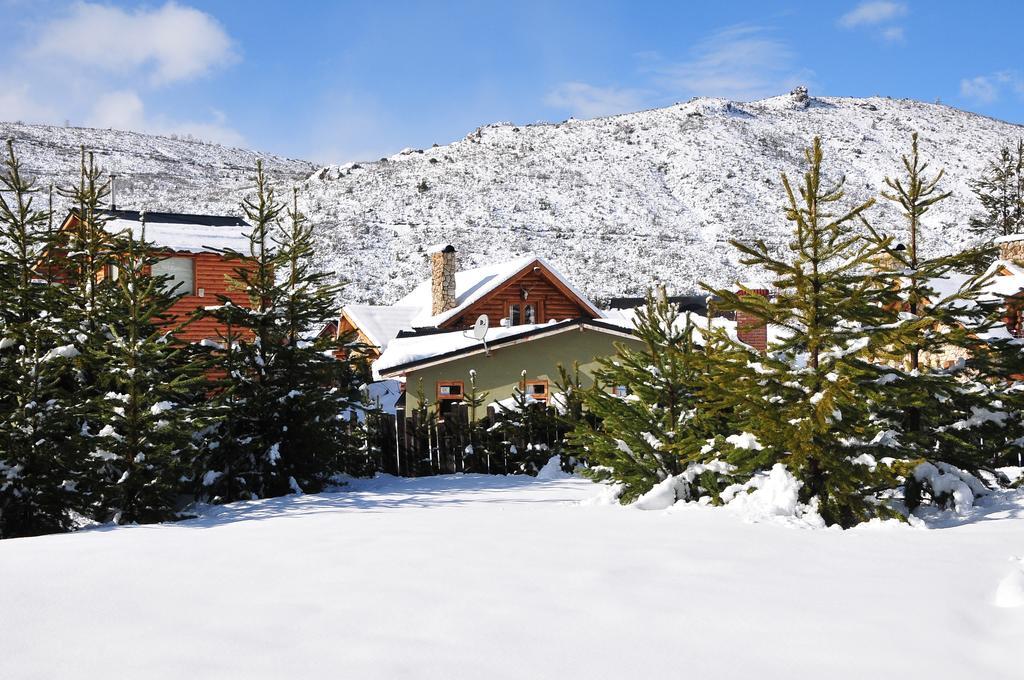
[51,209,256,344]
[332,245,605,358]
[336,245,641,419]
[374,318,645,419]
[988,235,1024,337]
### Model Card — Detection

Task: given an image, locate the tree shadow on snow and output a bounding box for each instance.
[170,474,585,530]
[915,489,1024,530]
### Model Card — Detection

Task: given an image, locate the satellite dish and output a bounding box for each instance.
[472,314,489,340]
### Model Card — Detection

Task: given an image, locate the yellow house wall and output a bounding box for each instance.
[400,326,645,418]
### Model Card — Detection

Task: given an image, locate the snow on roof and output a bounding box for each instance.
[342,304,419,351]
[982,260,1024,298]
[97,210,252,254]
[602,307,789,349]
[924,271,976,299]
[395,254,603,328]
[994,234,1024,244]
[373,320,631,378]
[374,321,559,377]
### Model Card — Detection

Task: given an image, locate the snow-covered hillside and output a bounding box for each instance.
[0,120,314,217]
[2,473,1022,679]
[307,90,1024,304]
[5,91,1023,305]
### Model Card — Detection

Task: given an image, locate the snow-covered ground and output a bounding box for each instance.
[2,473,1023,679]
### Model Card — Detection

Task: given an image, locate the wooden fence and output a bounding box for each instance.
[367,403,570,477]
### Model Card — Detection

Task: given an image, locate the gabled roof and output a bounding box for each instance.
[394,254,603,328]
[983,259,1024,298]
[63,209,252,254]
[341,304,420,351]
[373,318,634,378]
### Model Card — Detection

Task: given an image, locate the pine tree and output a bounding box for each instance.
[446,369,491,473]
[868,134,1024,494]
[969,140,1024,239]
[701,137,903,527]
[550,362,592,472]
[53,148,122,519]
[568,293,716,501]
[197,166,367,501]
[489,370,562,474]
[0,141,84,537]
[86,217,207,524]
[274,187,369,485]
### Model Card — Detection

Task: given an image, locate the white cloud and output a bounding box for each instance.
[543,25,810,117]
[33,1,237,86]
[543,82,648,118]
[0,80,59,124]
[88,90,146,130]
[0,3,243,146]
[959,71,1024,105]
[839,2,908,28]
[960,76,999,104]
[881,26,905,42]
[87,90,244,147]
[656,25,812,101]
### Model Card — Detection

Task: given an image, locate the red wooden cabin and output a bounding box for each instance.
[52,209,257,344]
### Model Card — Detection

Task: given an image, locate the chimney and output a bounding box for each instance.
[736,287,769,352]
[997,234,1024,264]
[430,244,457,315]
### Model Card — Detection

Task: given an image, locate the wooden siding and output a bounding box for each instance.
[166,252,253,343]
[441,263,595,330]
[335,314,382,361]
[43,214,257,344]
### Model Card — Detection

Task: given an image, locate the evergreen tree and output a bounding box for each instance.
[448,369,491,473]
[568,293,717,501]
[197,166,366,501]
[701,137,903,527]
[54,148,121,519]
[86,218,207,524]
[550,362,592,472]
[969,140,1024,239]
[490,370,562,474]
[0,141,84,537]
[868,134,1024,489]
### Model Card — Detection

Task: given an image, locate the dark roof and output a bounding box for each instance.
[607,294,710,313]
[96,209,250,228]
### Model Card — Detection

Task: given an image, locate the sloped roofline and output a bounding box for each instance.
[403,254,604,328]
[375,318,633,378]
[56,208,252,255]
[340,304,420,349]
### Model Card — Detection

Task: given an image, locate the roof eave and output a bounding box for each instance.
[375,318,634,378]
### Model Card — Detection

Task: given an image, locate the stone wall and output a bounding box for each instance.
[999,238,1024,263]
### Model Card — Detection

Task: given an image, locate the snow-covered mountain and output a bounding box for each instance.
[0,120,314,217]
[5,90,1023,305]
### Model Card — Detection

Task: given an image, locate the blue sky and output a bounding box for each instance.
[0,1,1020,163]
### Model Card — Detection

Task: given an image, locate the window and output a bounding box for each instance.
[152,257,194,296]
[436,380,464,418]
[508,303,537,326]
[436,381,464,400]
[525,380,549,402]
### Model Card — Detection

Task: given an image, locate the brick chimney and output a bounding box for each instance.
[736,288,769,352]
[430,244,457,315]
[997,234,1024,264]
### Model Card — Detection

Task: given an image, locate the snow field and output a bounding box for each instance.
[2,473,1023,679]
